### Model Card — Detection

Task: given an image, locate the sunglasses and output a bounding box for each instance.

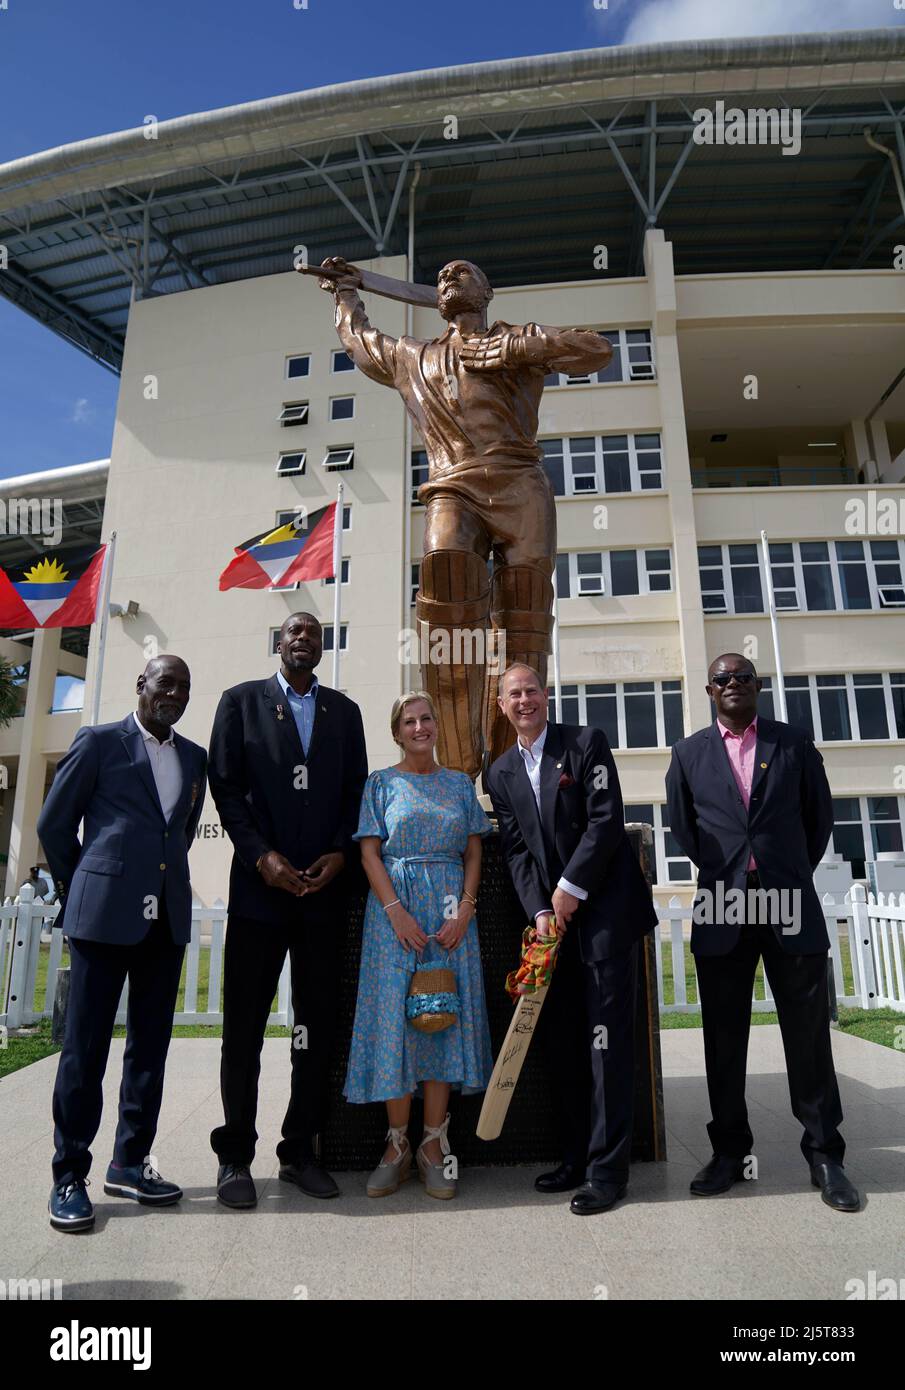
[710,671,756,688]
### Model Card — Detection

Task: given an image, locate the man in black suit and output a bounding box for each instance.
[207,612,368,1207]
[666,652,859,1212]
[485,663,657,1214]
[38,655,207,1231]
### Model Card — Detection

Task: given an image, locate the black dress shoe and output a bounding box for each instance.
[535,1164,584,1194]
[570,1180,627,1215]
[217,1164,257,1209]
[279,1161,340,1199]
[810,1161,860,1212]
[690,1154,747,1196]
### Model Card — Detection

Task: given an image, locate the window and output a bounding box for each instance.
[286,355,310,379]
[832,795,905,861]
[276,453,306,477]
[342,504,351,531]
[329,396,354,421]
[411,449,429,504]
[323,624,348,651]
[323,559,350,587]
[557,549,672,598]
[279,402,309,427]
[545,328,655,385]
[323,447,354,471]
[410,563,420,605]
[698,545,726,613]
[775,672,904,741]
[547,680,684,748]
[624,803,693,884]
[541,434,663,497]
[332,350,355,373]
[276,508,305,529]
[705,540,905,614]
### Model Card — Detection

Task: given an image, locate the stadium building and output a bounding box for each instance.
[1,28,905,906]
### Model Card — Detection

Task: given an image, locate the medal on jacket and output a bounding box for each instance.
[276,703,285,721]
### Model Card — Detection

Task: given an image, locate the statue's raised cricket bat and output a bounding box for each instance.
[297,260,438,308]
[476,984,550,1141]
[477,923,559,1141]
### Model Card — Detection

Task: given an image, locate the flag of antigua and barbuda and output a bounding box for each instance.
[0,546,107,629]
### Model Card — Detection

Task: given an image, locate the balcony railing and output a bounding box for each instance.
[691,465,858,489]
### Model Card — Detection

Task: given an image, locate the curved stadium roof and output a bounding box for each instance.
[2,27,905,373]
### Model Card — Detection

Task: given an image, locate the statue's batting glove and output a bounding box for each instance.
[460,329,547,371]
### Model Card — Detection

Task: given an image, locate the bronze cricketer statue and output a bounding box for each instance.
[304,255,612,778]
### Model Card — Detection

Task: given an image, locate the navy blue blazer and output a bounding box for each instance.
[37,714,207,945]
[486,721,657,963]
[207,674,368,926]
[665,716,834,956]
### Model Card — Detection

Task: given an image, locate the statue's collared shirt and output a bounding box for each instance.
[276,669,319,757]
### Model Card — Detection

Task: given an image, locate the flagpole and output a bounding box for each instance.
[331,482,344,688]
[760,528,788,723]
[89,531,117,727]
[551,562,563,722]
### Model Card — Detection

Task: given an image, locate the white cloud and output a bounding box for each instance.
[71,397,93,424]
[621,0,900,44]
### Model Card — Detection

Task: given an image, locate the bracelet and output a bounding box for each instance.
[383,898,401,913]
[462,891,477,905]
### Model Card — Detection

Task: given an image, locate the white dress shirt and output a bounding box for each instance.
[517,722,588,912]
[133,712,182,822]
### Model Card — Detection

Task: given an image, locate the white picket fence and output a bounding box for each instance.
[655,885,905,1014]
[0,885,293,1031]
[3,882,904,1033]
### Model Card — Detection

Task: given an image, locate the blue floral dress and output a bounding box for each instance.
[343,766,494,1103]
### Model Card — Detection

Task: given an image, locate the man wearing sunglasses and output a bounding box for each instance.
[666,653,859,1212]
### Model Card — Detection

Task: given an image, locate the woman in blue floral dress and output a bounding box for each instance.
[344,690,493,1199]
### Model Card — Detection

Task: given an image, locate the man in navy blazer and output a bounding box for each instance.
[38,655,207,1231]
[666,652,859,1212]
[207,611,368,1208]
[486,663,657,1215]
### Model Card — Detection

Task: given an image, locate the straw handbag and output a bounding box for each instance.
[405,936,460,1034]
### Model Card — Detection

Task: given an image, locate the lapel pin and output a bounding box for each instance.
[276,703,285,721]
[320,704,327,713]
[556,763,562,769]
[760,761,767,768]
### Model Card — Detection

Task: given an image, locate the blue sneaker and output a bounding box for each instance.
[49,1178,95,1232]
[104,1162,182,1205]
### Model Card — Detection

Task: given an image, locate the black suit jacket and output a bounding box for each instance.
[486,721,657,963]
[38,715,207,945]
[665,715,834,956]
[207,674,368,925]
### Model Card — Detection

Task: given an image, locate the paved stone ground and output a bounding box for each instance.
[1,1026,902,1300]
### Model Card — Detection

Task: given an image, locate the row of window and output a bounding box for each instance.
[751,673,905,743]
[553,680,685,750]
[276,447,354,477]
[700,540,905,614]
[412,434,665,503]
[287,334,655,387]
[279,397,355,427]
[270,625,347,654]
[555,548,672,598]
[544,328,655,386]
[287,350,355,379]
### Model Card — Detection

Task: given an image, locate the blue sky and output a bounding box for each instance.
[0,0,899,481]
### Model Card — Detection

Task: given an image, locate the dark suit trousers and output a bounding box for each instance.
[210,891,341,1167]
[52,904,185,1185]
[538,929,638,1183]
[695,922,844,1166]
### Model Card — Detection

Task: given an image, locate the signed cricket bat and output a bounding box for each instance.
[476,985,550,1141]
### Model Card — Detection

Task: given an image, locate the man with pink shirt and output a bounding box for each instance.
[666,653,859,1212]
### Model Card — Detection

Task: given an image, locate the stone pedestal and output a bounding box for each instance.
[320,825,666,1169]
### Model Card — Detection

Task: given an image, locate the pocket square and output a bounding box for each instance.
[558,772,575,789]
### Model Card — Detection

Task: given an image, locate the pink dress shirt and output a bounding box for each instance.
[718,716,758,871]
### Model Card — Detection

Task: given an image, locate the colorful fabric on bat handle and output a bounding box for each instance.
[505,921,560,1000]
